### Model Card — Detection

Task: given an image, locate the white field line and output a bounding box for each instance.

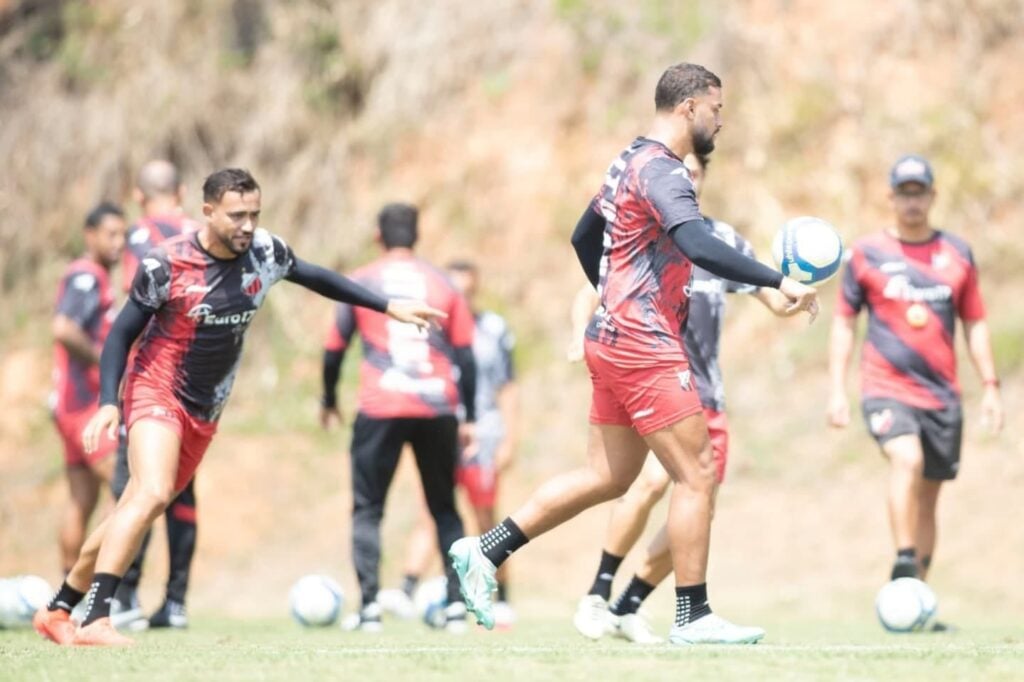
[295,644,1022,656]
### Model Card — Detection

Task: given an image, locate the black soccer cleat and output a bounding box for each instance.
[890,557,919,580]
[149,600,188,629]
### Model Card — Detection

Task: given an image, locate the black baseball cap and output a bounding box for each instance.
[890,154,934,189]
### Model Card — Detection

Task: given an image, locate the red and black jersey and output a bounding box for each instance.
[122,212,200,293]
[838,230,986,409]
[325,253,475,419]
[585,137,703,362]
[127,228,296,421]
[52,259,115,413]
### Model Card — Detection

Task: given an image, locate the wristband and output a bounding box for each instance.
[983,378,1000,388]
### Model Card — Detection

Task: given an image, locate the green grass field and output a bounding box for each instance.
[2,617,1022,681]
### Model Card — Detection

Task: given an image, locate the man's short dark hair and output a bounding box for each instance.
[378,203,418,249]
[446,259,477,275]
[84,201,123,230]
[202,168,260,204]
[655,63,721,111]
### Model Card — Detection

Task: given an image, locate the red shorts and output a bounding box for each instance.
[54,407,117,468]
[123,382,217,493]
[456,463,497,509]
[704,407,729,484]
[585,340,703,436]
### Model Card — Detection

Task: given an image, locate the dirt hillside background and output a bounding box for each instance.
[1,0,1022,624]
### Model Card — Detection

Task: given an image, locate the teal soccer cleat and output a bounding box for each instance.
[448,537,498,630]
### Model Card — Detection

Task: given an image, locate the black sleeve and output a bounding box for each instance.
[453,345,477,423]
[669,220,784,289]
[99,299,154,407]
[286,258,389,313]
[570,205,606,287]
[321,349,345,409]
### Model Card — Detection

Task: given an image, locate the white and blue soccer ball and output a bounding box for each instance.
[289,574,344,627]
[875,577,938,632]
[771,216,844,284]
[0,575,53,628]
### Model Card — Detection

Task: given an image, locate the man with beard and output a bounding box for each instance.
[33,168,444,647]
[449,63,818,644]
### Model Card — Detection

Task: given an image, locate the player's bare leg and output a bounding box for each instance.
[70,420,181,646]
[606,457,671,556]
[451,424,648,629]
[882,434,925,578]
[642,412,762,645]
[576,456,670,640]
[60,467,102,574]
[916,479,942,580]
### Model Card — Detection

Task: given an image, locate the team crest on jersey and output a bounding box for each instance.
[869,409,894,436]
[241,271,263,298]
[129,228,150,245]
[677,370,693,391]
[931,252,950,270]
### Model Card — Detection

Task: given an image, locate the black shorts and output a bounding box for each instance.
[861,398,963,481]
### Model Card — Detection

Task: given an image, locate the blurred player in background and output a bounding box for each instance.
[34,169,442,647]
[828,155,1003,627]
[320,204,476,633]
[380,259,519,628]
[51,202,126,575]
[449,62,818,643]
[568,152,800,644]
[110,160,202,631]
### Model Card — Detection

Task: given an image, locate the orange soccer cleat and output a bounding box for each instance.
[33,608,77,645]
[71,617,136,647]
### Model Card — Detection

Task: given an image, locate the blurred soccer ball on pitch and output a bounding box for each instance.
[412,575,447,617]
[0,575,53,628]
[289,575,344,627]
[772,216,844,284]
[875,577,937,632]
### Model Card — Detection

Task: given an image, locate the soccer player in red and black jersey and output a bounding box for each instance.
[51,202,126,576]
[110,160,202,631]
[828,155,1003,613]
[33,169,444,647]
[449,63,818,643]
[320,203,476,632]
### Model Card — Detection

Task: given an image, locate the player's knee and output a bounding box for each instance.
[890,450,924,475]
[603,475,634,500]
[134,485,176,516]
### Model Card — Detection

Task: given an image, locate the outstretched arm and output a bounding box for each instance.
[669,220,818,320]
[287,258,445,329]
[287,258,389,311]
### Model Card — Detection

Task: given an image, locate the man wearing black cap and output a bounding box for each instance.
[827,155,1003,617]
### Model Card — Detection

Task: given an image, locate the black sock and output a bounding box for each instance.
[401,574,419,598]
[674,583,711,627]
[892,547,918,579]
[587,550,624,601]
[81,573,121,627]
[479,518,529,568]
[496,582,508,603]
[47,581,85,614]
[921,555,932,572]
[610,576,655,616]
